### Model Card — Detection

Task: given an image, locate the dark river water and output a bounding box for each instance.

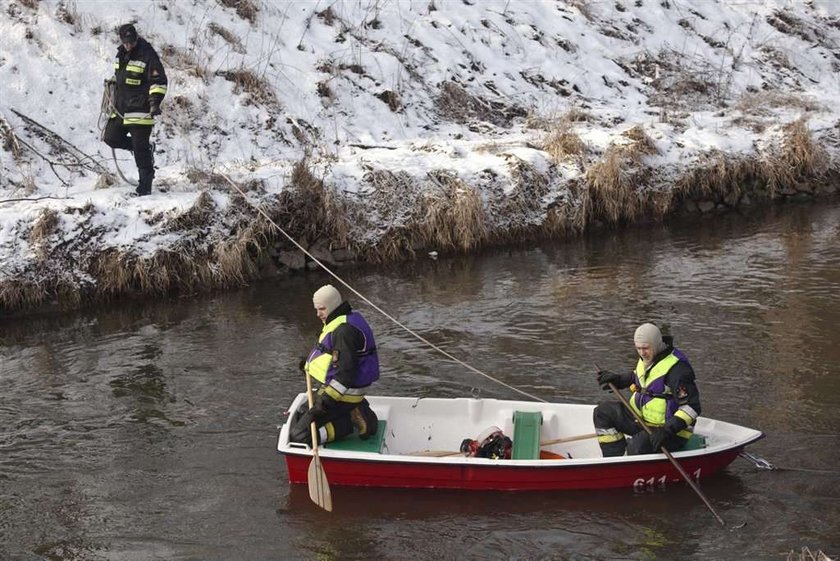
[2,200,839,561]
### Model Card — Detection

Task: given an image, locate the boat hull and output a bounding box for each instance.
[278,394,763,492]
[283,448,744,491]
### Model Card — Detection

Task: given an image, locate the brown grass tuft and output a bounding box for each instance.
[317,6,336,26]
[583,147,637,224]
[208,22,245,53]
[422,171,487,251]
[30,208,59,259]
[543,124,588,161]
[436,81,527,127]
[761,118,827,193]
[216,68,280,108]
[621,125,658,159]
[0,114,23,162]
[273,159,350,249]
[219,0,258,24]
[735,91,822,115]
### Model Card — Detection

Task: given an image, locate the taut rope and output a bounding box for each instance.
[221,173,545,403]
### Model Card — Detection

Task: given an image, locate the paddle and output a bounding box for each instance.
[305,373,332,512]
[405,432,597,457]
[604,380,725,526]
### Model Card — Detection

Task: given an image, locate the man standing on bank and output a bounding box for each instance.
[291,284,380,446]
[103,23,167,196]
[593,322,702,457]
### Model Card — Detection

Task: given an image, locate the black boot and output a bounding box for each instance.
[351,402,378,440]
[136,167,153,196]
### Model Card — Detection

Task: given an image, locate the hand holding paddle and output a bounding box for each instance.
[305,373,332,512]
[599,371,725,527]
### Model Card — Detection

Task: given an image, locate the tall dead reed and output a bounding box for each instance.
[422,171,487,251]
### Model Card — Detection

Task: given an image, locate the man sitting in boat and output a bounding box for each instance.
[289,284,380,445]
[593,323,701,457]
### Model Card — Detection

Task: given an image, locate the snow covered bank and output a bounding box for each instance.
[2,0,840,314]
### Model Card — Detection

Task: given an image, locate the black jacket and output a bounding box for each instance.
[113,37,167,123]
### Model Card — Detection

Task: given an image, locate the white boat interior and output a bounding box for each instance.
[279,394,763,464]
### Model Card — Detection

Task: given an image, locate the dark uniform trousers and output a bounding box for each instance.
[103,118,154,195]
[593,401,686,456]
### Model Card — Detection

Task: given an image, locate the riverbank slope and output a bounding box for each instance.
[2,0,840,314]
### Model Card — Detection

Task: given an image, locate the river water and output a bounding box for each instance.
[1,200,839,561]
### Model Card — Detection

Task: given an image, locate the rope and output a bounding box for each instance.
[98,79,138,187]
[220,172,546,403]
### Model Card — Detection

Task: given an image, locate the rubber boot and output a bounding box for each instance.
[136,167,153,196]
[350,402,378,440]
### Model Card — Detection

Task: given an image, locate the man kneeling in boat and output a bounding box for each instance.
[290,284,380,445]
[593,322,701,457]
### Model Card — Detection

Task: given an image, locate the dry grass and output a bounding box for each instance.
[422,171,487,251]
[56,1,81,31]
[436,81,527,127]
[159,44,208,80]
[185,167,228,188]
[761,117,827,193]
[673,119,826,205]
[568,0,594,21]
[317,6,337,26]
[622,125,658,158]
[219,0,258,24]
[208,22,245,54]
[583,147,638,224]
[0,279,49,312]
[735,91,823,115]
[30,208,59,260]
[273,159,350,249]
[216,68,279,108]
[579,125,660,225]
[0,114,23,161]
[356,169,423,262]
[543,124,588,161]
[675,152,747,200]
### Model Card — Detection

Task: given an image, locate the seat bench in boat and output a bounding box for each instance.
[323,420,387,453]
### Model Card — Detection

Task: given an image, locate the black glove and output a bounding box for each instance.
[149,101,161,116]
[596,370,622,390]
[649,428,670,451]
[298,357,306,372]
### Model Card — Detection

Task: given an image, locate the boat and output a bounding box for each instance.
[276,393,764,491]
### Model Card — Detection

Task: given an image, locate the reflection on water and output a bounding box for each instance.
[1,200,839,560]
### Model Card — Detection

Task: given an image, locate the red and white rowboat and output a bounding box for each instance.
[277,394,764,491]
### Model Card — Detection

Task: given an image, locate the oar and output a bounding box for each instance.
[404,432,598,457]
[305,374,332,512]
[603,379,725,526]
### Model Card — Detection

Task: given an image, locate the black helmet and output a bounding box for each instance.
[118,23,138,44]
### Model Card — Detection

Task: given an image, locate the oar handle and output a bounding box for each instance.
[606,381,725,527]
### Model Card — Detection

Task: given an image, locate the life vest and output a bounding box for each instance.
[630,350,694,439]
[305,312,379,396]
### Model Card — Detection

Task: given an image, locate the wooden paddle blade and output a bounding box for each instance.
[307,454,332,511]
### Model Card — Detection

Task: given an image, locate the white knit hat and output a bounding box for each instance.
[634,322,665,354]
[312,284,342,316]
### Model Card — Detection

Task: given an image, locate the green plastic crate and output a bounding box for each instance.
[512,411,543,459]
